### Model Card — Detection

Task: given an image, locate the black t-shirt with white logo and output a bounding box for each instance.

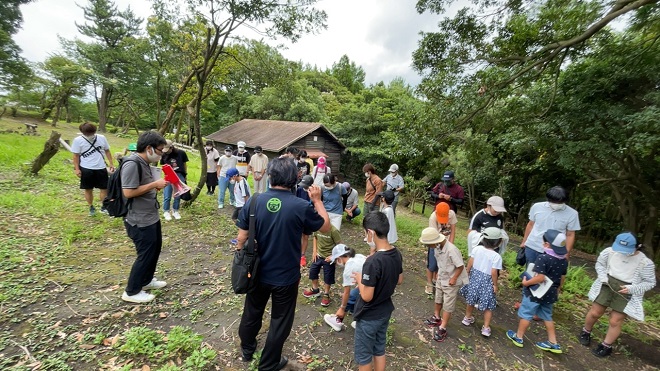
[469,209,504,232]
[353,248,403,320]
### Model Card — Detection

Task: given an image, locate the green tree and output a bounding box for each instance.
[0,0,33,89]
[67,0,143,132]
[329,55,365,94]
[40,55,89,125]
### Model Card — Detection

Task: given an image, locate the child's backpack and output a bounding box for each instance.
[103,158,142,217]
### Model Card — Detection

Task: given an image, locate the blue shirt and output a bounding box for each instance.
[322,185,346,214]
[237,189,325,286]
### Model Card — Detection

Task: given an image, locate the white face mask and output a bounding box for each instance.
[230,179,236,184]
[205,146,212,150]
[366,230,376,249]
[238,148,245,153]
[225,151,232,156]
[548,202,566,211]
[364,172,370,178]
[147,147,161,163]
[85,135,96,141]
[324,184,335,190]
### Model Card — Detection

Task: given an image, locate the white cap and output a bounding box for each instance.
[388,164,399,172]
[237,140,246,148]
[329,244,350,264]
[487,196,507,213]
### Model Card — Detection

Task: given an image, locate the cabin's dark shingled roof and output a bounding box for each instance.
[206,119,345,152]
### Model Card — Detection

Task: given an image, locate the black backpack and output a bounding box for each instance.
[103,158,142,217]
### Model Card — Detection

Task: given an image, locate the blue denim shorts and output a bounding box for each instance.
[308,257,336,285]
[354,316,390,365]
[427,247,438,272]
[517,294,553,321]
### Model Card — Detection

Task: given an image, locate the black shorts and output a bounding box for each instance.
[80,167,109,190]
[232,206,243,221]
[206,172,218,187]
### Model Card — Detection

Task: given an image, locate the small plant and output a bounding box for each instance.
[189,308,204,322]
[458,343,473,354]
[119,326,163,359]
[435,356,448,368]
[184,347,217,370]
[166,326,202,356]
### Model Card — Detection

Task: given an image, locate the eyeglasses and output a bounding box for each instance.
[154,147,165,154]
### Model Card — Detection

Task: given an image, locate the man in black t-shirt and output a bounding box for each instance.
[235,158,331,371]
[352,212,403,370]
[159,140,189,220]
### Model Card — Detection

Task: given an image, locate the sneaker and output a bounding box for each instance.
[351,321,356,329]
[230,201,236,206]
[143,278,167,290]
[424,315,442,327]
[425,285,434,295]
[506,330,523,348]
[121,290,155,303]
[536,341,562,354]
[461,316,475,326]
[321,293,331,307]
[481,326,492,337]
[300,255,307,267]
[100,207,109,215]
[89,206,96,217]
[163,211,172,221]
[172,210,181,220]
[303,287,321,298]
[592,343,612,358]
[579,330,591,346]
[433,327,447,342]
[218,203,224,209]
[324,314,343,331]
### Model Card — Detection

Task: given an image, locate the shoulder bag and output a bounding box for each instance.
[231,194,260,294]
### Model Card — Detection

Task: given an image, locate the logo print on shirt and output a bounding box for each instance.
[362,274,370,281]
[267,198,282,213]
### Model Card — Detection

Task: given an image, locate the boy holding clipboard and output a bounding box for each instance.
[506,229,568,354]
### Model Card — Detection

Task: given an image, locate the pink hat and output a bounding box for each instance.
[317,157,326,164]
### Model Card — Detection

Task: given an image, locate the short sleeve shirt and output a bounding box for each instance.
[526,202,581,252]
[383,174,405,196]
[322,184,346,214]
[524,254,568,304]
[233,150,251,176]
[345,189,359,209]
[470,245,503,274]
[121,155,159,228]
[205,148,220,173]
[382,206,398,244]
[237,189,325,286]
[160,150,189,176]
[72,134,111,169]
[233,178,250,208]
[353,248,403,321]
[342,254,367,286]
[469,209,504,232]
[434,242,468,286]
[217,155,238,176]
[313,226,341,257]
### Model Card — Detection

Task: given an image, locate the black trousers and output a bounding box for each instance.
[239,281,298,371]
[124,221,162,295]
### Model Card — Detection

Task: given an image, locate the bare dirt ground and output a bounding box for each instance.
[0,118,657,370]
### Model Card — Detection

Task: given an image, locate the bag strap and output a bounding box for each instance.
[246,194,260,255]
[368,177,377,192]
[79,135,99,158]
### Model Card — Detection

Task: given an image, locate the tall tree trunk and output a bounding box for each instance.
[174,110,184,143]
[98,85,112,132]
[155,71,162,127]
[52,105,61,127]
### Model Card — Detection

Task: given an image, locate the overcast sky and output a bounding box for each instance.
[14,0,450,86]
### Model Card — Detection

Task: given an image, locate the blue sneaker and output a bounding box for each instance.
[536,341,562,354]
[506,330,523,348]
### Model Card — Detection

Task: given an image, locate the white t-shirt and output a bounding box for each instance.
[526,202,581,252]
[342,254,367,286]
[205,148,220,173]
[71,134,110,170]
[217,155,238,176]
[382,206,398,244]
[233,178,250,208]
[608,251,644,284]
[312,166,330,186]
[470,245,503,275]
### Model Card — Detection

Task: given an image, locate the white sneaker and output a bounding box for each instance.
[143,278,167,290]
[324,314,343,331]
[218,203,224,209]
[121,290,155,303]
[163,211,172,221]
[351,321,357,329]
[172,211,181,220]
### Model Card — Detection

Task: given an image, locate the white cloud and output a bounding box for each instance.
[15,0,444,85]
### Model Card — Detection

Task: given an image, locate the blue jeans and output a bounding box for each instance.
[346,207,361,220]
[217,175,235,205]
[354,316,390,365]
[524,246,542,267]
[163,173,185,211]
[346,287,359,312]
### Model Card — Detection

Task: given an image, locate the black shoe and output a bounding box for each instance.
[276,356,288,370]
[579,330,591,346]
[433,327,447,342]
[592,343,612,358]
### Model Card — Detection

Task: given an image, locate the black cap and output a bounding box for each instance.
[442,170,455,180]
[298,175,314,189]
[254,145,263,153]
[224,145,233,151]
[378,190,395,204]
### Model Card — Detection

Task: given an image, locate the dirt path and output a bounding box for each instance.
[1,185,658,370]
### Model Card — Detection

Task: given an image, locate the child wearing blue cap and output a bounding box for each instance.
[579,232,656,358]
[506,229,568,353]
